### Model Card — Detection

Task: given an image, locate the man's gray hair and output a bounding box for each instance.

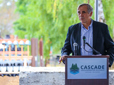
[78,3,93,13]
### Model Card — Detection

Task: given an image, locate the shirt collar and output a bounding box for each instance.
[81,19,93,30]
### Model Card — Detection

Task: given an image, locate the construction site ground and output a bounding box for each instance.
[0,76,19,85]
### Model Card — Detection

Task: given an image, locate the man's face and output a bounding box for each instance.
[77,5,92,24]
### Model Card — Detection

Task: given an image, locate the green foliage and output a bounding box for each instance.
[102,0,114,37]
[14,0,95,60]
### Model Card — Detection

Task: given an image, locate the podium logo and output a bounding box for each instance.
[70,63,79,74]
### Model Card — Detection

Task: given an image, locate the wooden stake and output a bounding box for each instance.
[9,45,11,61]
[21,45,23,61]
[3,45,5,61]
[15,45,17,60]
[27,45,29,56]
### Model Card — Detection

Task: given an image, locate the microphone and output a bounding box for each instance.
[73,43,78,55]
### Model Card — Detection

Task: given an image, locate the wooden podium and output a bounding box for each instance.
[65,55,109,85]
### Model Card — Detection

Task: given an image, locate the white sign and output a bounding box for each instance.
[67,58,107,79]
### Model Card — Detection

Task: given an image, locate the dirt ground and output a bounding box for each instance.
[0,76,19,85]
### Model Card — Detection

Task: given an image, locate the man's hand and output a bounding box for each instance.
[59,55,68,64]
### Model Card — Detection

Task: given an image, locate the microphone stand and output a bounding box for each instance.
[85,42,101,55]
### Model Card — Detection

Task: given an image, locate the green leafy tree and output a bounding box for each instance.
[102,0,114,38]
[14,0,95,61]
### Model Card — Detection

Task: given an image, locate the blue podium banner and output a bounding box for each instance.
[67,58,107,79]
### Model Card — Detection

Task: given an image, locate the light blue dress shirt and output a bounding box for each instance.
[81,20,93,55]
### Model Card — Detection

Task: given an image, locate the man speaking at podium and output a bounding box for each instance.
[59,3,114,67]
